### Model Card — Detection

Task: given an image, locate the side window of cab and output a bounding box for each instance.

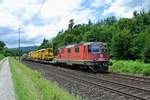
[67,48,71,53]
[75,47,79,53]
[88,45,91,52]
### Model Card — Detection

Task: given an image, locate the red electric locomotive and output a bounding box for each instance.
[57,42,109,72]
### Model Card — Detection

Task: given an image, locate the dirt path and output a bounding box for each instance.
[0,58,16,100]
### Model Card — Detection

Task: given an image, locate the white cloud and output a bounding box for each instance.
[24,24,57,40]
[23,8,93,41]
[102,0,150,18]
[0,9,22,26]
[92,0,112,8]
[0,0,43,26]
[0,0,149,47]
[0,0,94,47]
[40,0,92,25]
[22,0,93,42]
[41,0,83,19]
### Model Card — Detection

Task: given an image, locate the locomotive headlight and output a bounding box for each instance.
[100,54,103,58]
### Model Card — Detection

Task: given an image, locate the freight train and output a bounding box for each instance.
[25,42,109,72]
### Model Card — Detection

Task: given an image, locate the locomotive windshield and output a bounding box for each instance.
[88,45,100,53]
[88,44,107,53]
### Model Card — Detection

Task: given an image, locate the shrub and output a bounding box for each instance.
[110,60,150,76]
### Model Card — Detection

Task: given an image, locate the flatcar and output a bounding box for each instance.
[57,42,109,72]
[27,48,54,61]
[27,51,35,60]
[40,48,53,61]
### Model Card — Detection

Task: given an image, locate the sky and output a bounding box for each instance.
[0,0,149,48]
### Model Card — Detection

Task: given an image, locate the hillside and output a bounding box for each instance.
[11,46,38,52]
[20,46,38,51]
[49,10,150,63]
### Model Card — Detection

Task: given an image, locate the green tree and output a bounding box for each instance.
[142,35,150,63]
[38,39,52,50]
[143,36,150,63]
[68,19,74,30]
[111,29,132,59]
[63,34,76,45]
[0,41,5,52]
[46,9,150,61]
[142,26,150,63]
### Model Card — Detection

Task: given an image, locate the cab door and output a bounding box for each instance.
[83,45,87,60]
[58,49,61,59]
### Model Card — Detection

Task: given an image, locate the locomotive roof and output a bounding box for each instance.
[59,42,106,49]
[83,42,106,45]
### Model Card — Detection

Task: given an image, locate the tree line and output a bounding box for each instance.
[39,10,150,63]
[1,9,150,63]
[0,41,5,54]
[0,41,23,57]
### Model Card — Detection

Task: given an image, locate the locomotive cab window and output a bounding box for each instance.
[67,48,71,53]
[88,45,91,52]
[88,45,100,53]
[75,47,79,53]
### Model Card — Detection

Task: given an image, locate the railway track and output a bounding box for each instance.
[108,73,150,83]
[22,60,150,100]
[46,65,150,100]
[94,73,150,90]
[49,68,149,100]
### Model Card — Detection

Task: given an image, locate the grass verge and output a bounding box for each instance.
[9,57,77,100]
[110,60,150,76]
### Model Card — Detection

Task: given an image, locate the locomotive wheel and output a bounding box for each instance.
[88,66,98,73]
[88,65,108,73]
[97,65,108,73]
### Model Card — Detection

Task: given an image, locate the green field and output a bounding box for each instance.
[9,58,77,100]
[110,60,150,76]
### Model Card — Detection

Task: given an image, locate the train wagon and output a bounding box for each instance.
[27,51,35,60]
[57,42,109,72]
[27,48,54,61]
[39,48,54,61]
